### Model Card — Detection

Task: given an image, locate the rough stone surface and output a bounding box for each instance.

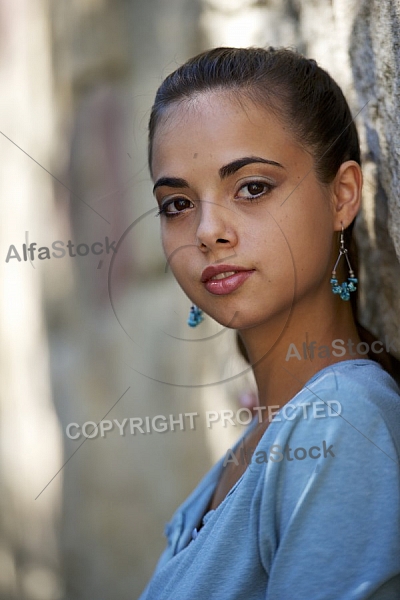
[350,0,400,345]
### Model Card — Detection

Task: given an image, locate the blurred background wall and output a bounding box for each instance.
[0,0,399,598]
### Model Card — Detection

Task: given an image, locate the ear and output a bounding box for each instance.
[331,161,362,231]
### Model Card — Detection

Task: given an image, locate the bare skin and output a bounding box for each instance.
[151,91,364,512]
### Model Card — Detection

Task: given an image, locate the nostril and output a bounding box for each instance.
[217,238,229,243]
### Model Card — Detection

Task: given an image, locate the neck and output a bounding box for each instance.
[238,293,363,416]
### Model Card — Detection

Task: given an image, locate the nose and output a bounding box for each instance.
[196,199,238,252]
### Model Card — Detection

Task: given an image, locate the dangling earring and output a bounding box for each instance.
[187,304,204,327]
[330,223,358,301]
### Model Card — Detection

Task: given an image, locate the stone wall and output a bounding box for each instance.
[350,0,400,343]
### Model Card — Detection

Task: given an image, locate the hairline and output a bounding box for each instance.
[148,86,318,180]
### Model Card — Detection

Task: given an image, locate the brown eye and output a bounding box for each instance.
[247,182,265,196]
[236,180,274,201]
[157,197,194,217]
[170,198,191,212]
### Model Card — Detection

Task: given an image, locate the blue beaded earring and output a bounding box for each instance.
[187,304,204,327]
[330,224,358,301]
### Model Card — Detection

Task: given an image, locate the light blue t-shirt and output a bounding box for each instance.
[139,360,400,599]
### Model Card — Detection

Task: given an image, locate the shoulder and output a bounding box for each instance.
[262,359,400,473]
[251,360,400,475]
[255,360,400,592]
[300,357,400,402]
[254,358,400,532]
[292,359,400,454]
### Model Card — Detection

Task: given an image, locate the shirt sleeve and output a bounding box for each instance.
[258,383,400,600]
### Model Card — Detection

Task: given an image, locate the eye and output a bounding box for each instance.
[156,197,194,217]
[236,180,274,200]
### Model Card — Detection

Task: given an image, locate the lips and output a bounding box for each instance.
[201,264,253,282]
[201,264,255,295]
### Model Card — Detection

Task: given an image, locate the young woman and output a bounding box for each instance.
[139,47,400,599]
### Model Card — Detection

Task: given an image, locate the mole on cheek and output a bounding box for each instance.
[193,153,198,159]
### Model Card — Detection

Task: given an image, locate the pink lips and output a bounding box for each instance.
[201,264,255,295]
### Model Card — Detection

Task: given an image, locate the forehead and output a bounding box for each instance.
[151,91,307,177]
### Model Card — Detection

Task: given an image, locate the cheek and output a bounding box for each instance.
[275,190,333,259]
[161,229,194,283]
[162,222,183,245]
[161,223,183,258]
[160,231,169,258]
[248,215,293,269]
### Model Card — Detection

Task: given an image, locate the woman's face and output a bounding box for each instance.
[151,92,336,330]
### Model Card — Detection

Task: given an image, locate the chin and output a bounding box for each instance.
[208,310,262,331]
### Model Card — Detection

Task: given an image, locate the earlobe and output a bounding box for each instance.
[332,161,362,230]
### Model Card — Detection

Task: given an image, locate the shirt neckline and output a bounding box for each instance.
[174,358,382,547]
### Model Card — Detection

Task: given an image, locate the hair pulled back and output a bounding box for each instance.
[148,46,361,184]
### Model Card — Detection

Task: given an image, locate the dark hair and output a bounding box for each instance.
[148,46,360,181]
[148,46,400,382]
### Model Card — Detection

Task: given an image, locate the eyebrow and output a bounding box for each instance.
[152,156,284,194]
[219,156,284,178]
[153,177,188,194]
